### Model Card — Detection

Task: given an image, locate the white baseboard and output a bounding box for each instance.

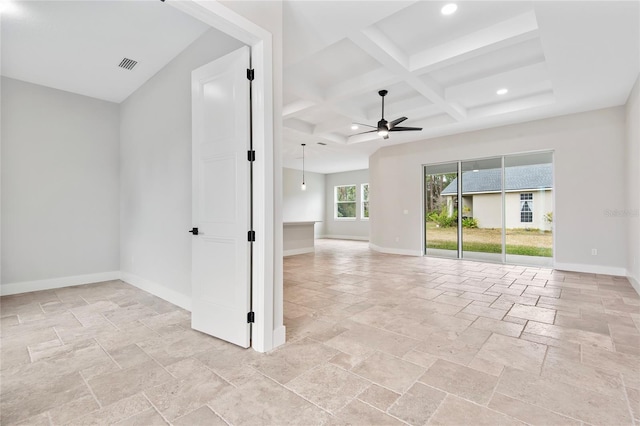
[272,325,286,350]
[369,243,422,257]
[627,273,640,296]
[0,271,121,296]
[320,235,369,241]
[283,247,314,257]
[120,272,192,312]
[553,262,627,277]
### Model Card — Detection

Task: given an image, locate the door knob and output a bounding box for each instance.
[189,227,199,235]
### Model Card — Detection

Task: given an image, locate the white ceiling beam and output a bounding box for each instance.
[408,76,467,121]
[282,99,318,118]
[349,27,466,121]
[324,67,402,102]
[349,28,409,76]
[445,61,549,101]
[364,95,434,120]
[357,26,410,71]
[313,116,353,135]
[347,131,379,145]
[283,118,350,145]
[390,103,443,122]
[283,118,314,135]
[468,91,555,119]
[318,133,349,145]
[409,11,540,74]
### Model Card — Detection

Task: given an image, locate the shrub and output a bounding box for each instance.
[426,207,458,228]
[426,211,440,222]
[427,207,452,227]
[427,208,479,228]
[462,217,478,228]
[439,210,457,228]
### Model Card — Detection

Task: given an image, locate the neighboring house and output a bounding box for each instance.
[441,164,553,230]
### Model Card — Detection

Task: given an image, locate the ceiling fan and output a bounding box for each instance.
[354,90,422,140]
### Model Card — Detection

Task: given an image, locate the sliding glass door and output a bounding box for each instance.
[504,153,553,267]
[423,152,553,267]
[424,163,459,258]
[460,157,503,263]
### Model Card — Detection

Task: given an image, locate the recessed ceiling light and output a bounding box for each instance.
[351,124,359,130]
[441,3,458,15]
[496,88,508,95]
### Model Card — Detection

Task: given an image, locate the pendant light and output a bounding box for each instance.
[300,143,306,191]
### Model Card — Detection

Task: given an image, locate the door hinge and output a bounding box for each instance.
[248,230,255,242]
[247,311,255,323]
[247,69,255,81]
[247,150,255,162]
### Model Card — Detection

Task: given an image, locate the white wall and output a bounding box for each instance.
[370,107,627,275]
[324,169,370,240]
[119,29,243,306]
[1,77,120,288]
[626,75,640,292]
[282,167,325,236]
[504,191,552,231]
[472,193,502,229]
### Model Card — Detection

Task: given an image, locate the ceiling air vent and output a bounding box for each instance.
[118,58,138,70]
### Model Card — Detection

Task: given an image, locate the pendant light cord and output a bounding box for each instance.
[302,144,306,184]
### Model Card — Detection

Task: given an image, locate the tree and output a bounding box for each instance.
[425,172,457,213]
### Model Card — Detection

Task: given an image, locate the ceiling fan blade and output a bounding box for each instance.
[355,129,378,135]
[389,117,408,128]
[353,122,377,129]
[389,126,423,132]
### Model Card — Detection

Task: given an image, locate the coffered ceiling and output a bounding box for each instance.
[2,1,638,175]
[282,1,640,173]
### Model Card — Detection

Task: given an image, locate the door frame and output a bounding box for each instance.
[169,1,278,352]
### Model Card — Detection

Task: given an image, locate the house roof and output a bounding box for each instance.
[441,164,552,195]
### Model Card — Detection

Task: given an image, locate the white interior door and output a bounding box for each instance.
[191,46,252,348]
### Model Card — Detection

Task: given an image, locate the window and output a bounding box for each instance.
[335,185,356,219]
[361,184,369,219]
[520,193,533,223]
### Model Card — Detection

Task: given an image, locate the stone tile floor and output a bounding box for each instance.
[1,239,639,425]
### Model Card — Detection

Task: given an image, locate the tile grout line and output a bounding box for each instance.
[92,336,124,370]
[203,403,233,426]
[80,368,104,410]
[620,373,637,426]
[493,367,591,425]
[193,356,238,388]
[356,396,411,425]
[140,392,173,425]
[484,356,507,408]
[251,365,337,418]
[133,343,183,380]
[387,374,442,423]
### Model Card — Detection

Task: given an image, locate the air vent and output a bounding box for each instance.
[317,142,327,146]
[118,58,138,70]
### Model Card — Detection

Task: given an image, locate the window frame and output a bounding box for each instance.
[520,192,533,223]
[361,183,369,220]
[334,184,357,220]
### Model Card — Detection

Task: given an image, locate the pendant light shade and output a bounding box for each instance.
[301,143,306,191]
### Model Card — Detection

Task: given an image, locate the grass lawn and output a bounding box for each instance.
[425,222,553,257]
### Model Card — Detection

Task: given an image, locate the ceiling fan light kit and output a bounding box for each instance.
[356,90,423,140]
